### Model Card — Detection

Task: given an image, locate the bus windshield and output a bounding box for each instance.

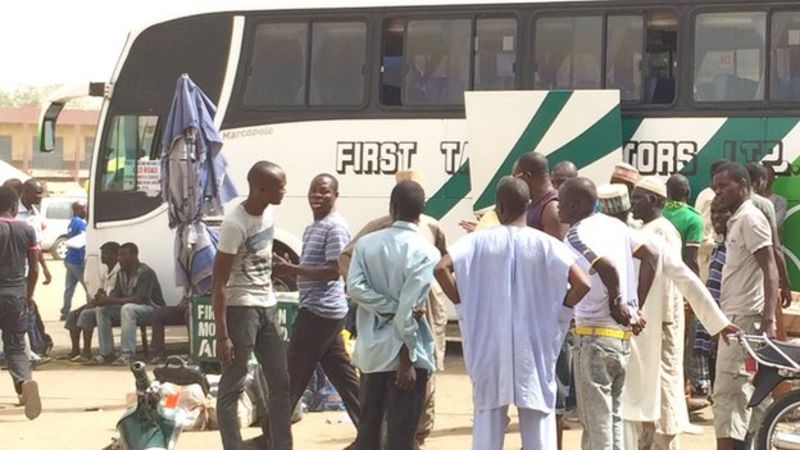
[94,13,231,223]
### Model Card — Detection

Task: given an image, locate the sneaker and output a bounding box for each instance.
[31,356,52,369]
[111,354,134,366]
[59,352,80,361]
[20,380,41,420]
[86,354,111,366]
[69,354,90,364]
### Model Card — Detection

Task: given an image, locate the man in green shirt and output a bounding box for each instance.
[663,174,703,275]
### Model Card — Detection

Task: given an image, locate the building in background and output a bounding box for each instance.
[0,106,99,184]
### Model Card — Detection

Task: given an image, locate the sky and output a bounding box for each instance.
[0,0,484,91]
[0,0,246,90]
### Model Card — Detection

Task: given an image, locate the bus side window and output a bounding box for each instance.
[607,15,644,102]
[99,115,158,193]
[381,18,472,106]
[309,21,367,106]
[642,11,678,104]
[243,23,308,107]
[381,19,405,106]
[770,11,800,101]
[534,16,603,90]
[693,12,767,102]
[404,19,471,105]
[475,18,517,91]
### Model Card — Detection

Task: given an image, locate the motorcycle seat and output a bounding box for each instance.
[756,340,800,369]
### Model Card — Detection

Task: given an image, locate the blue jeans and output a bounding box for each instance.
[62,262,86,318]
[574,334,631,450]
[95,303,154,357]
[0,295,31,393]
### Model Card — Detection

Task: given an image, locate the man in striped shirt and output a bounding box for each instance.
[693,197,730,396]
[275,173,361,429]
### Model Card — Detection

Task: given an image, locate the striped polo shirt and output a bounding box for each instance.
[298,211,351,319]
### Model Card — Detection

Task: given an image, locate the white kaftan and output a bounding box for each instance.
[621,218,729,438]
[449,225,576,413]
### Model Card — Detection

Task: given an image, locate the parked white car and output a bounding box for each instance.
[40,195,87,259]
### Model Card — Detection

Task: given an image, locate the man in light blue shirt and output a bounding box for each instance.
[347,180,439,450]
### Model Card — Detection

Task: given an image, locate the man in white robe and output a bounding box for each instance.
[434,177,591,450]
[597,179,737,449]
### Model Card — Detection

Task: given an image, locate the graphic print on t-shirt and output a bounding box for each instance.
[242,226,273,283]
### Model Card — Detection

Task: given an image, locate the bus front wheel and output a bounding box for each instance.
[272,241,298,292]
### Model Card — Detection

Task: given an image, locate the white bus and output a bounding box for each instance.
[41,0,800,306]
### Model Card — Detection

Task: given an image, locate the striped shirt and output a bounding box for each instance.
[706,241,726,302]
[298,211,351,319]
[694,240,726,354]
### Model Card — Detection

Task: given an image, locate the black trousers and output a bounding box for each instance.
[149,305,189,357]
[287,308,361,427]
[356,369,429,450]
[217,306,292,450]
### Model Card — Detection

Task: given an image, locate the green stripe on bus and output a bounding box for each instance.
[774,153,800,290]
[547,105,622,169]
[424,160,470,220]
[621,117,643,143]
[472,91,573,211]
[681,117,799,203]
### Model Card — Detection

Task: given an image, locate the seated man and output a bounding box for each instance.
[93,242,165,365]
[63,241,120,362]
[148,297,189,365]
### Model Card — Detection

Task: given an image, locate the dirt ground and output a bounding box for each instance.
[0,258,718,449]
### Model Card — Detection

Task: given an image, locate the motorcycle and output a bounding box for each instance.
[115,361,182,450]
[739,333,800,449]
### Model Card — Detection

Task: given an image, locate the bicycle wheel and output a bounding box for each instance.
[757,388,800,450]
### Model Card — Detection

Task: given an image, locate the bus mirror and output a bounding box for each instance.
[39,102,64,153]
[89,82,106,97]
[41,120,55,152]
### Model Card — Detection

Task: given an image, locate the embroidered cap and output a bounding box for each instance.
[597,183,631,215]
[610,162,640,185]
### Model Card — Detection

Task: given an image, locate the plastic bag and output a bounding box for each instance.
[306,366,345,412]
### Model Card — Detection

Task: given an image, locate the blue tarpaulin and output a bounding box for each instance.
[160,74,237,294]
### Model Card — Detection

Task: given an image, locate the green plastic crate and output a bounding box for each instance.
[189,292,299,364]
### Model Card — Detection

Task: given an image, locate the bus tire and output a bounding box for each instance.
[756,387,800,449]
[273,241,298,292]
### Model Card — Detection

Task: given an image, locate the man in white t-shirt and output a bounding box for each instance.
[212,161,292,450]
[557,177,658,450]
[64,241,120,362]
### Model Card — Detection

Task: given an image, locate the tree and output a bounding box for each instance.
[0,84,100,110]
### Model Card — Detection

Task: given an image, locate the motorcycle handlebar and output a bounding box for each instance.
[131,361,151,392]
